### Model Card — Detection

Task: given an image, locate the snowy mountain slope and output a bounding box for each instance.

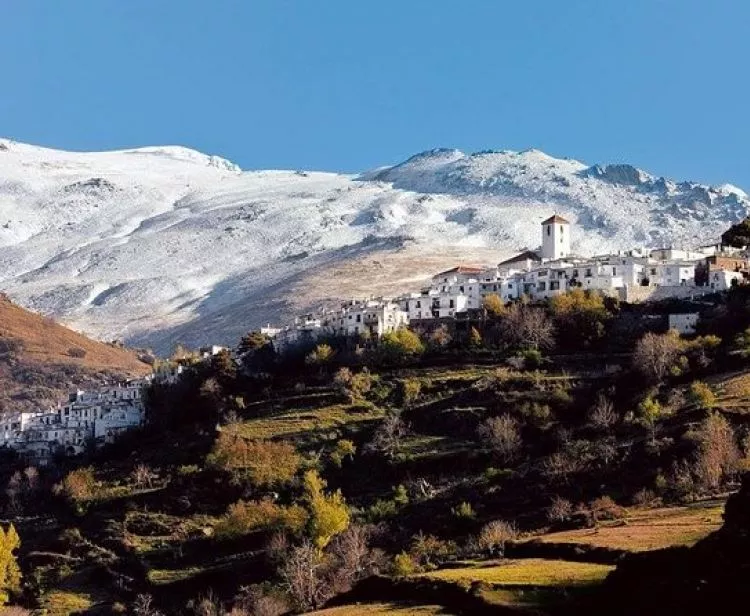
[0,139,747,354]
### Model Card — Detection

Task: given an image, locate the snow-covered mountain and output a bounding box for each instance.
[0,139,747,354]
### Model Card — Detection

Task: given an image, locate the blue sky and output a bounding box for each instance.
[2,1,748,186]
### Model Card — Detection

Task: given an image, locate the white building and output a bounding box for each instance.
[541,214,571,260]
[669,313,700,335]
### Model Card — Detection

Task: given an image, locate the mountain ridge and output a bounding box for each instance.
[0,139,747,354]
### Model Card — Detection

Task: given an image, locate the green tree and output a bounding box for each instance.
[303,470,350,550]
[549,289,611,349]
[329,439,357,468]
[0,524,21,605]
[306,344,334,366]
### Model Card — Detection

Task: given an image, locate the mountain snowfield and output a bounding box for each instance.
[0,138,747,354]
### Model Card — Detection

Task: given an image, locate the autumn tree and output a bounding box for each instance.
[469,326,483,349]
[483,293,506,318]
[305,343,334,366]
[207,434,301,488]
[303,470,350,550]
[478,414,522,462]
[692,413,740,490]
[549,288,611,349]
[476,520,517,557]
[688,381,716,410]
[0,524,21,605]
[379,328,425,362]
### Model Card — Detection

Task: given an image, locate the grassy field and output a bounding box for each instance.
[532,500,724,552]
[420,558,614,587]
[226,402,385,441]
[310,603,453,615]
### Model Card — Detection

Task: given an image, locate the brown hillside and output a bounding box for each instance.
[0,294,151,414]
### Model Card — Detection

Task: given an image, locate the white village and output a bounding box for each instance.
[3,214,748,465]
[266,214,749,350]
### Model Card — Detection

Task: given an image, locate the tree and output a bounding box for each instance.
[367,413,408,460]
[549,289,611,349]
[329,439,356,468]
[638,396,663,440]
[238,331,271,355]
[633,331,684,382]
[721,216,750,248]
[207,435,301,488]
[401,378,421,408]
[469,326,483,349]
[0,524,21,605]
[476,520,517,557]
[303,470,350,550]
[428,324,452,349]
[692,413,740,490]
[132,464,156,489]
[380,329,425,361]
[215,498,307,538]
[501,304,555,351]
[478,415,522,462]
[59,467,96,504]
[305,344,334,366]
[484,294,506,318]
[280,540,329,611]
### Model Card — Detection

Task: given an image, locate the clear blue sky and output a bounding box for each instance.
[2,1,748,186]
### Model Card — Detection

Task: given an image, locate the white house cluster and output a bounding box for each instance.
[266,215,750,351]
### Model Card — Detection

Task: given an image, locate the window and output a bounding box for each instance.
[356,314,361,322]
[586,268,592,277]
[547,225,551,236]
[449,299,455,308]
[612,267,617,275]
[538,281,546,291]
[416,300,421,308]
[560,225,564,234]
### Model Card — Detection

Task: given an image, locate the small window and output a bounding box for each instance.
[547,225,551,236]
[560,225,564,234]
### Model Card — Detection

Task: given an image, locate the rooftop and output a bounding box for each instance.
[542,214,570,225]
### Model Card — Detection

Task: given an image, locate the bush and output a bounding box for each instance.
[392,551,419,576]
[215,499,307,539]
[305,344,334,366]
[451,501,476,520]
[59,467,97,504]
[546,496,574,523]
[478,414,522,462]
[67,346,87,359]
[688,381,716,410]
[409,532,457,569]
[207,434,301,488]
[477,520,517,557]
[329,439,356,468]
[590,496,626,522]
[401,378,421,407]
[484,293,506,318]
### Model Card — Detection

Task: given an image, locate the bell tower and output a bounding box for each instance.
[541,214,570,260]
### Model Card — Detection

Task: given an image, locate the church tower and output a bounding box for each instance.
[541,214,570,260]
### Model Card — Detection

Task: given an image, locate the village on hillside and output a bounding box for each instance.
[264,214,750,351]
[3,214,749,466]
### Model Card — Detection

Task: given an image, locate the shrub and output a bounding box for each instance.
[305,344,334,366]
[329,439,356,468]
[520,348,543,369]
[215,499,307,539]
[546,496,574,523]
[469,327,483,349]
[590,496,626,522]
[477,520,517,557]
[484,293,506,318]
[59,467,97,504]
[0,524,21,605]
[401,378,421,407]
[67,346,87,359]
[588,394,617,430]
[688,381,716,410]
[451,501,476,520]
[207,434,301,488]
[409,532,457,569]
[478,414,522,462]
[392,551,418,576]
[367,413,408,460]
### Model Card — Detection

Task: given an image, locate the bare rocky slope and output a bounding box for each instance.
[0,139,747,354]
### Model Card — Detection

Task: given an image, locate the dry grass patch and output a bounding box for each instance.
[420,558,613,587]
[310,604,451,615]
[534,501,724,552]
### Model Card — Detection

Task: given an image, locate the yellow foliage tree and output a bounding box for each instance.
[483,293,506,318]
[207,434,301,487]
[303,470,350,550]
[0,524,21,605]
